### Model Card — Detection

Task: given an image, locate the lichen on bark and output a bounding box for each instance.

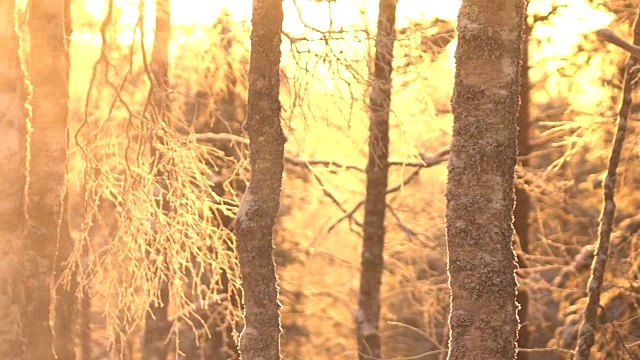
[445,1,526,359]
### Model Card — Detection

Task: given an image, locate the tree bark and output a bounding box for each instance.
[234,0,285,359]
[355,0,397,359]
[144,0,172,359]
[0,1,28,357]
[514,19,531,360]
[24,0,75,358]
[446,1,525,359]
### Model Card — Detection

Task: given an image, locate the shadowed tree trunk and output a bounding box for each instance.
[24,0,75,358]
[355,0,397,359]
[144,0,172,359]
[234,0,285,358]
[514,18,531,360]
[445,1,525,359]
[0,1,28,357]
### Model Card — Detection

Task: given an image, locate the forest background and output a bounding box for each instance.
[1,0,639,359]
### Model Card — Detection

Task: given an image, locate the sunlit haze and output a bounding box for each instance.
[69,0,618,166]
[83,0,462,29]
[9,0,638,358]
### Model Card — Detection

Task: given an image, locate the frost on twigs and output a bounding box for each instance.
[65,128,246,346]
[66,105,246,349]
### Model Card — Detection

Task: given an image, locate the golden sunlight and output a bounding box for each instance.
[74,0,615,122]
[78,0,611,43]
[14,0,639,358]
[81,0,462,33]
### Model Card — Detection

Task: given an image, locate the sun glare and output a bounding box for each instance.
[81,0,462,33]
[75,0,614,116]
[78,0,610,57]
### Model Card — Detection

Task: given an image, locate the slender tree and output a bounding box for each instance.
[355,0,397,358]
[144,0,172,358]
[574,19,640,360]
[24,0,75,358]
[445,1,525,359]
[0,1,28,357]
[234,0,285,358]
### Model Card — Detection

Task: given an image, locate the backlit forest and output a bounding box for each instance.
[1,0,640,359]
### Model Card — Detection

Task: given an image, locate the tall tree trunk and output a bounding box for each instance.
[355,0,397,359]
[144,0,172,359]
[0,1,28,357]
[445,1,525,359]
[24,0,74,358]
[234,0,285,358]
[514,19,531,360]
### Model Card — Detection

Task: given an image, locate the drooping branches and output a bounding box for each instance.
[142,0,173,358]
[66,0,244,352]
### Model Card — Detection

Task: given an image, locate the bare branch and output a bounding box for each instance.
[285,157,366,172]
[596,28,640,58]
[197,132,449,170]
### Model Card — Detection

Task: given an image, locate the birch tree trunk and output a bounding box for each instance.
[234,0,285,358]
[446,1,525,359]
[24,0,74,358]
[355,0,397,358]
[0,1,28,357]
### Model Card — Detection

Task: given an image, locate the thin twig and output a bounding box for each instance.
[386,204,417,239]
[598,305,637,360]
[326,168,421,234]
[310,169,364,230]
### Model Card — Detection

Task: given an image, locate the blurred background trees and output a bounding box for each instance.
[2,0,640,359]
[25,1,75,359]
[0,0,29,357]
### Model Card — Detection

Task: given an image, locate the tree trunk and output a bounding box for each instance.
[0,1,28,357]
[24,1,74,358]
[144,0,172,359]
[445,1,525,359]
[234,0,285,359]
[355,0,397,359]
[514,19,531,360]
